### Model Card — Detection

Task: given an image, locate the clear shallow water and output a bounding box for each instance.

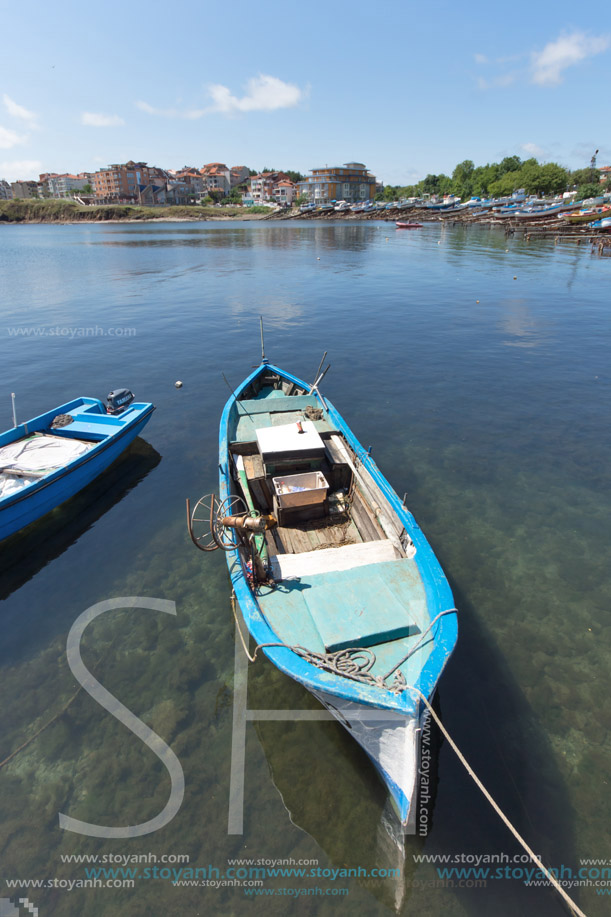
[0,221,609,916]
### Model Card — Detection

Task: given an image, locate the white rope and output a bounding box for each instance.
[410,687,587,917]
[230,592,256,662]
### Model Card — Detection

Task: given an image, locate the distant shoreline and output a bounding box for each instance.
[1,201,609,244]
[0,200,270,225]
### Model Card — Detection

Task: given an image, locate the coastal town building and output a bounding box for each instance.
[201,163,231,196]
[165,179,197,205]
[230,166,250,188]
[0,179,13,199]
[92,161,167,202]
[137,183,167,206]
[42,173,92,198]
[173,168,206,194]
[248,171,293,203]
[38,173,59,196]
[272,179,297,205]
[600,166,611,184]
[10,180,41,199]
[298,162,377,204]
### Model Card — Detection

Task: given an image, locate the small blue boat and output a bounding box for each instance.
[0,391,154,542]
[191,358,458,829]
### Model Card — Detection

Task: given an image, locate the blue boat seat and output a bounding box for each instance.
[258,555,427,675]
[231,396,337,443]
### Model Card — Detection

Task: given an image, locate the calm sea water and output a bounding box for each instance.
[0,221,609,917]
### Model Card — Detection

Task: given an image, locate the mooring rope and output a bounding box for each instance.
[382,608,457,680]
[409,685,587,917]
[0,686,83,770]
[231,590,587,916]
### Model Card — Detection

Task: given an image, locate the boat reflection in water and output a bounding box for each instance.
[246,655,441,913]
[0,437,161,601]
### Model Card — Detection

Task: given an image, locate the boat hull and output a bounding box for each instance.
[1,404,154,542]
[311,687,422,829]
[218,362,456,828]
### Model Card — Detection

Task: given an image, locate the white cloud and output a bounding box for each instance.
[522,142,546,158]
[135,100,204,119]
[477,72,518,90]
[531,31,609,85]
[0,159,42,182]
[0,125,26,149]
[3,94,37,127]
[136,75,305,120]
[207,74,304,113]
[81,112,125,127]
[474,53,488,64]
[136,101,158,115]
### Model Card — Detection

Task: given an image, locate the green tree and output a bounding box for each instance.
[223,187,244,204]
[420,174,440,195]
[537,163,569,195]
[571,167,600,187]
[517,159,543,195]
[499,155,522,173]
[576,183,602,200]
[420,173,451,196]
[471,163,501,196]
[451,159,475,199]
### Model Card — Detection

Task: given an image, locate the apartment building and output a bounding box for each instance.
[201,163,231,196]
[10,180,41,199]
[0,179,13,199]
[272,179,297,205]
[44,173,91,198]
[248,171,293,202]
[173,168,206,194]
[230,165,250,188]
[93,161,167,201]
[298,162,377,204]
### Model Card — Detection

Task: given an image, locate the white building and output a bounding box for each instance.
[272,180,297,205]
[201,163,231,196]
[45,174,91,198]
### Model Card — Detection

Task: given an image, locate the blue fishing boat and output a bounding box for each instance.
[189,353,458,830]
[0,391,154,542]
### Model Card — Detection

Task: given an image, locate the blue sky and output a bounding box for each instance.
[1,0,609,185]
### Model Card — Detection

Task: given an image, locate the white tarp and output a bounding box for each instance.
[0,434,94,498]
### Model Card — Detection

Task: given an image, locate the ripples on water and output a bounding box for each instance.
[0,221,609,916]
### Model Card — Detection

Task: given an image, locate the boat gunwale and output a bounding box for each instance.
[219,361,457,715]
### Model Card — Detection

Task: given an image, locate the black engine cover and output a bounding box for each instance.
[106,389,135,414]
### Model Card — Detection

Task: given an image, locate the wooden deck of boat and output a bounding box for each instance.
[265,488,386,556]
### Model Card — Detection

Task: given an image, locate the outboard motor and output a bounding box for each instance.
[106,389,135,415]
